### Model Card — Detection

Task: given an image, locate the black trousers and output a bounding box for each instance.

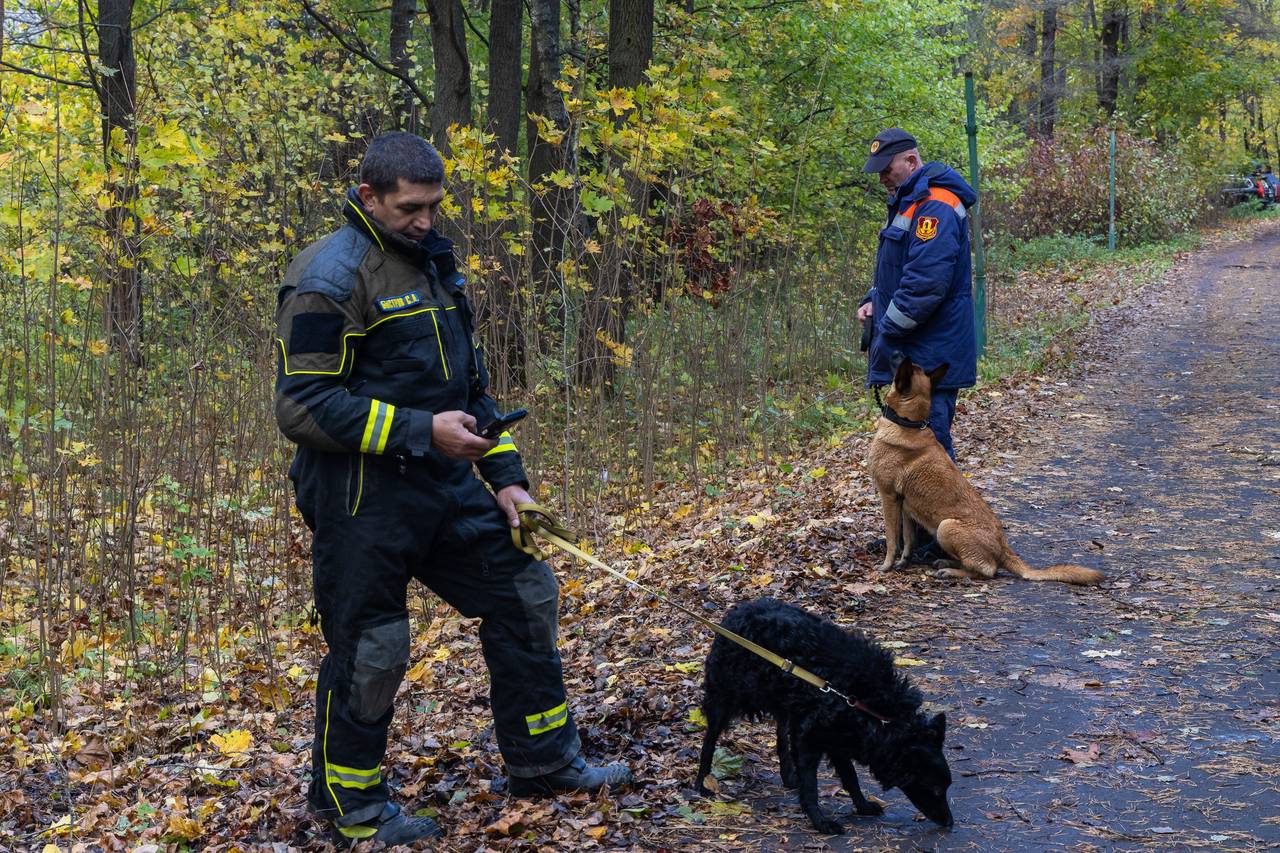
[292,450,580,827]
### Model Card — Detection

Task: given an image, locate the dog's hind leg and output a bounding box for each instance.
[776,715,798,789]
[934,519,996,580]
[795,734,844,835]
[829,752,884,816]
[696,701,728,795]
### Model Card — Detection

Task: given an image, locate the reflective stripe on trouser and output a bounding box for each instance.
[308,654,395,827]
[295,449,581,813]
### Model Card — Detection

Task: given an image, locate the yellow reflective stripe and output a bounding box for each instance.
[326,762,383,789]
[375,405,394,453]
[360,401,394,454]
[482,432,517,458]
[277,332,366,376]
[346,199,386,252]
[323,691,343,816]
[526,701,568,736]
[429,311,450,380]
[351,454,364,516]
[367,305,438,331]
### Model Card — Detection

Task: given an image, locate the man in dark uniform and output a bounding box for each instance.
[276,132,632,844]
[857,128,978,564]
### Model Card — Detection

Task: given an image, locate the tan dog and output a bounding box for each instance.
[867,358,1104,586]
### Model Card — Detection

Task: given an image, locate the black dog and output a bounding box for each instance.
[695,598,954,834]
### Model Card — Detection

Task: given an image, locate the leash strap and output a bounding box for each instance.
[512,503,892,723]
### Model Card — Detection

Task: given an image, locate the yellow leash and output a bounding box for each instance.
[512,503,892,723]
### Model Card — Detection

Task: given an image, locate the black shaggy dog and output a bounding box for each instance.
[695,598,954,834]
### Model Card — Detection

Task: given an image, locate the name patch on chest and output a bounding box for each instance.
[377,290,424,313]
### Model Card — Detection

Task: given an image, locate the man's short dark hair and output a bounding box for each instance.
[359,132,445,195]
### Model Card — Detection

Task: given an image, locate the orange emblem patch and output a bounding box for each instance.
[915,216,939,241]
[870,139,881,153]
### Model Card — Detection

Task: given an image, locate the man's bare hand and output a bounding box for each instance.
[857,302,874,322]
[495,484,533,528]
[432,410,496,461]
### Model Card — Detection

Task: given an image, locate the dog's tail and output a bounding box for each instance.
[1001,548,1104,585]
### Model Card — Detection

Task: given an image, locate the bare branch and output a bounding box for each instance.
[300,0,432,109]
[0,58,94,89]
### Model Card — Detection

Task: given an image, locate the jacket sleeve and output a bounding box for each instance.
[877,198,961,340]
[424,240,531,492]
[275,283,434,457]
[468,340,530,491]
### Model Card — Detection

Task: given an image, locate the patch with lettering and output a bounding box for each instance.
[377,290,423,313]
[915,216,939,242]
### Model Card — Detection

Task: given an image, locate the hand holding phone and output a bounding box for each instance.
[478,408,528,439]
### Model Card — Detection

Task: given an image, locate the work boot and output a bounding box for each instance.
[909,537,948,565]
[328,802,443,845]
[508,755,634,797]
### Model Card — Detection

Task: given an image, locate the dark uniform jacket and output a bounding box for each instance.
[275,190,526,491]
[865,162,978,390]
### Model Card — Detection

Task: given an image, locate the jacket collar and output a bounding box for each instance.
[343,188,441,268]
[889,162,951,210]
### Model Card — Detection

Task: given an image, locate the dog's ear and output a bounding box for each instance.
[926,363,949,388]
[893,355,915,394]
[927,712,946,743]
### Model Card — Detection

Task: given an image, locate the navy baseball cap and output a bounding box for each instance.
[861,127,917,173]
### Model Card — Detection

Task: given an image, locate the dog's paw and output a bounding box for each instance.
[813,818,844,835]
[854,800,885,817]
[780,770,798,789]
[891,558,911,572]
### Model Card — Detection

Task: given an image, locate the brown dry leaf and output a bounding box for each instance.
[74,734,111,770]
[0,788,26,817]
[1060,743,1102,765]
[485,806,533,837]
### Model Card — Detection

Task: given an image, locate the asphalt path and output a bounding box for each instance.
[719,226,1280,852]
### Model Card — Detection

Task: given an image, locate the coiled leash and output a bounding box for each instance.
[512,503,892,724]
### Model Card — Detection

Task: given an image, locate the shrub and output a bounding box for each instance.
[986,129,1215,247]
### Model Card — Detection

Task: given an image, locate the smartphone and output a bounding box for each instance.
[478,408,528,439]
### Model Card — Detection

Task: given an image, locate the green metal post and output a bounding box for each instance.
[1108,129,1117,251]
[964,72,987,356]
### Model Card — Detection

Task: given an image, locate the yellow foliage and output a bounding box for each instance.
[210,729,252,756]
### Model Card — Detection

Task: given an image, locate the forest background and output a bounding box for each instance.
[1,0,1278,846]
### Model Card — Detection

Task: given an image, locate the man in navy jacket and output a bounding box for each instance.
[858,128,978,560]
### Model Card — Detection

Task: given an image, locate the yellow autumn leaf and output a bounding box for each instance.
[405,657,434,685]
[606,88,635,115]
[210,729,252,756]
[894,657,928,667]
[166,812,204,841]
[808,466,827,478]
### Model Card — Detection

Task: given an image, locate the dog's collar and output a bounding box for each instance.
[873,386,930,430]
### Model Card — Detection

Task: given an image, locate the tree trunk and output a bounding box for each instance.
[1099,1,1126,117]
[1037,3,1059,139]
[98,0,142,364]
[488,0,523,157]
[482,0,525,388]
[577,0,653,386]
[390,0,419,133]
[526,0,573,332]
[426,0,472,154]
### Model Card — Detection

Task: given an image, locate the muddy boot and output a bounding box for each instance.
[508,755,634,797]
[329,802,443,845]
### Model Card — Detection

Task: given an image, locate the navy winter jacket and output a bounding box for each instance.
[865,162,978,389]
